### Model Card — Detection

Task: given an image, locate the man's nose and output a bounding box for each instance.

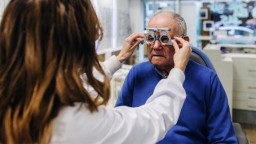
[152,40,161,49]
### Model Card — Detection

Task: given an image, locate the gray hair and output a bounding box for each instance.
[148,10,187,37]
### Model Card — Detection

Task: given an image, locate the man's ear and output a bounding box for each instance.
[183,36,190,42]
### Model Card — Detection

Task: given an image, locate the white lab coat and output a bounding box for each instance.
[50,56,186,144]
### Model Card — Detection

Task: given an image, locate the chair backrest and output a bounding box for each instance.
[190,47,248,144]
[190,47,215,71]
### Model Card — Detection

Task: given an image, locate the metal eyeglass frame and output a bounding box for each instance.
[144,27,172,45]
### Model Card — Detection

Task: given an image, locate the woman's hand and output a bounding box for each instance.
[117,33,144,63]
[172,37,192,72]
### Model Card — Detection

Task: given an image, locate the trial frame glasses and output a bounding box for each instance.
[144,27,184,46]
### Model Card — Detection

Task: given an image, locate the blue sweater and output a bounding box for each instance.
[115,60,238,144]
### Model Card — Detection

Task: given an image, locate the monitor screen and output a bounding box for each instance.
[203,21,214,31]
[200,9,208,19]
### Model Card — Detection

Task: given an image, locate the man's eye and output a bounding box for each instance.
[161,35,170,43]
[146,35,154,42]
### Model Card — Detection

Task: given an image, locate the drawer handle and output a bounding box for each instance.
[248,105,256,108]
[248,69,256,72]
[249,97,256,99]
[248,86,256,89]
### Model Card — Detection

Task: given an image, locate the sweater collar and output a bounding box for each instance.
[154,67,168,79]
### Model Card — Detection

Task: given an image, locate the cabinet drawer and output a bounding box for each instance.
[233,100,256,111]
[233,58,256,80]
[233,91,256,101]
[232,58,256,67]
[233,80,256,93]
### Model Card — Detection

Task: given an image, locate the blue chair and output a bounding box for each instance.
[190,47,215,71]
[190,47,248,144]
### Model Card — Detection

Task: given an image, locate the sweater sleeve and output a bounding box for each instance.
[207,74,238,143]
[54,68,187,144]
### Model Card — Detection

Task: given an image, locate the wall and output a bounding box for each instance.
[129,0,144,33]
[92,0,131,55]
[92,0,114,53]
[115,0,131,48]
[180,1,201,48]
[129,0,145,62]
[0,0,10,20]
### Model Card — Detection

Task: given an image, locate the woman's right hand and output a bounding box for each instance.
[172,37,192,72]
[117,33,144,63]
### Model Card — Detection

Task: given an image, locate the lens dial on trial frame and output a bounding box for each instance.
[144,28,172,45]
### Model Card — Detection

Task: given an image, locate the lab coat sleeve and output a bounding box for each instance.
[80,55,121,96]
[52,68,186,144]
[106,68,186,143]
[101,55,122,80]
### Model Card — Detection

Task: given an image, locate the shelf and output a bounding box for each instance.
[197,35,256,46]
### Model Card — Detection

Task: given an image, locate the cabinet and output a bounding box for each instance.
[109,64,132,107]
[204,44,256,123]
[203,44,234,118]
[224,54,256,111]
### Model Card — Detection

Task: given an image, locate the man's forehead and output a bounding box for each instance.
[147,21,174,32]
[149,12,173,21]
[148,24,176,35]
[148,23,172,29]
[148,14,174,26]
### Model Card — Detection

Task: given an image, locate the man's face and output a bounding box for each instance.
[147,14,178,71]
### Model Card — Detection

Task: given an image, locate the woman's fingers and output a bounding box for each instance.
[172,39,179,53]
[117,33,144,63]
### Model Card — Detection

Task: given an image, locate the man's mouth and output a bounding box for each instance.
[152,55,165,59]
[152,51,164,56]
[151,50,164,55]
[152,55,164,57]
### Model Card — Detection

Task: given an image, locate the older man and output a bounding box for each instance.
[115,11,238,144]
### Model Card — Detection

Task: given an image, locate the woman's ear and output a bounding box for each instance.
[183,36,190,42]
